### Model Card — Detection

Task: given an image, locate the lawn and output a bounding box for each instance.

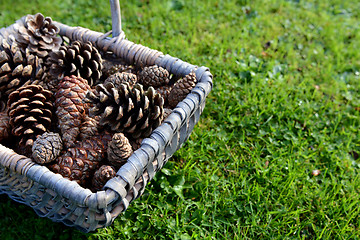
[1,0,360,239]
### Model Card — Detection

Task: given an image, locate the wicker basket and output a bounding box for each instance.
[0,0,212,232]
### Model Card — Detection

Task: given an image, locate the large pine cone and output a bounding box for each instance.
[48,41,102,86]
[86,82,164,138]
[7,84,53,156]
[91,165,116,192]
[15,13,62,58]
[104,72,138,88]
[49,133,112,185]
[168,72,197,108]
[0,40,45,99]
[55,75,91,148]
[32,132,63,164]
[137,65,170,88]
[0,111,10,141]
[107,133,133,168]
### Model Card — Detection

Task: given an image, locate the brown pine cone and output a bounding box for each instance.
[102,60,134,77]
[7,84,53,156]
[79,115,100,140]
[55,75,91,148]
[32,132,63,164]
[137,65,170,88]
[86,82,164,138]
[129,137,143,151]
[48,41,102,86]
[104,72,138,88]
[0,40,46,99]
[0,111,10,142]
[107,133,133,168]
[36,74,60,93]
[49,133,112,185]
[156,85,172,106]
[15,13,62,58]
[91,165,116,192]
[168,72,197,108]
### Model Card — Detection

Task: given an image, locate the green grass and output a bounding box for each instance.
[1,0,360,239]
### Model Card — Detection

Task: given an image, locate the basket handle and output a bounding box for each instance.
[110,0,121,37]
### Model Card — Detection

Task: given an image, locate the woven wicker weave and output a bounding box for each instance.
[0,1,212,232]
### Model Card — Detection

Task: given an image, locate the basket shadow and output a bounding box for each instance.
[0,194,88,240]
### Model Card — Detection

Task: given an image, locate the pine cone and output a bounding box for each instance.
[0,40,45,98]
[104,72,137,88]
[102,60,134,77]
[91,165,116,192]
[0,111,10,141]
[137,65,170,88]
[168,72,197,108]
[107,133,133,168]
[49,133,112,185]
[55,75,91,148]
[156,85,172,106]
[7,84,53,156]
[129,137,143,151]
[48,41,102,86]
[32,132,62,164]
[79,115,100,140]
[36,74,59,93]
[86,82,164,138]
[15,13,62,58]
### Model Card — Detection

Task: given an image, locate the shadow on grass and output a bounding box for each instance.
[0,194,89,240]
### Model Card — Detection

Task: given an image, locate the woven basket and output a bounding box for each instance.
[0,0,212,232]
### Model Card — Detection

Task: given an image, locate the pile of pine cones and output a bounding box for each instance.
[0,13,197,192]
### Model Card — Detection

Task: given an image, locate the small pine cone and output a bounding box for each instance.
[79,115,100,140]
[129,137,143,151]
[49,133,112,185]
[104,72,137,88]
[15,13,62,58]
[91,165,116,192]
[168,72,197,108]
[7,85,53,156]
[102,60,134,77]
[32,132,63,164]
[107,133,133,168]
[0,40,46,98]
[36,74,59,93]
[55,75,91,148]
[48,41,102,86]
[156,85,172,106]
[86,82,164,138]
[0,111,10,141]
[137,65,170,88]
